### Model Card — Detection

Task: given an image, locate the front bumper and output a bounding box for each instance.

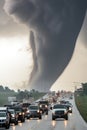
[0,121,9,128]
[27,112,41,118]
[52,111,67,119]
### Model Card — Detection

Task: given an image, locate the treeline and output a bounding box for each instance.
[0,85,46,105]
[82,83,87,95]
[0,85,15,93]
[75,83,87,96]
[16,89,46,101]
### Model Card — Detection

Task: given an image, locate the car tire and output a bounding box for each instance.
[65,114,68,120]
[15,120,18,125]
[5,124,10,129]
[27,117,30,119]
[46,111,48,115]
[21,118,25,122]
[52,116,55,120]
[39,115,42,119]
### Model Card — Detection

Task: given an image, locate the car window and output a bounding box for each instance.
[29,106,38,109]
[0,112,6,117]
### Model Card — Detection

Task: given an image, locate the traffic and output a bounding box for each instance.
[0,92,73,129]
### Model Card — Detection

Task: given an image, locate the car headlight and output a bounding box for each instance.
[40,105,42,107]
[37,110,40,113]
[40,111,42,114]
[69,107,72,110]
[27,110,30,113]
[12,114,15,118]
[45,105,47,108]
[22,112,25,115]
[19,112,22,115]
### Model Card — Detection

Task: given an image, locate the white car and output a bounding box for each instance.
[0,111,10,129]
[52,104,68,120]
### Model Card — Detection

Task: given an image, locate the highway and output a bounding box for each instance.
[7,98,87,130]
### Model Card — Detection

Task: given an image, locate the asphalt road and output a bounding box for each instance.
[3,98,87,130]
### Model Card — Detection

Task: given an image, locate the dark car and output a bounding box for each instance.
[52,104,68,120]
[59,100,70,104]
[12,106,25,123]
[21,103,31,118]
[26,104,42,119]
[38,100,49,115]
[8,108,18,125]
[63,104,73,113]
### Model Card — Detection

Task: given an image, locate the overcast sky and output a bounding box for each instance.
[0,0,32,90]
[0,0,87,92]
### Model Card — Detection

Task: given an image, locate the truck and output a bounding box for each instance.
[38,100,49,115]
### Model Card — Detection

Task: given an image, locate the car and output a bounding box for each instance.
[63,104,72,113]
[0,107,8,113]
[21,103,31,118]
[11,106,25,123]
[51,104,68,120]
[38,100,49,115]
[8,108,18,125]
[26,104,42,119]
[59,100,73,107]
[69,96,73,99]
[0,111,10,129]
[59,100,70,104]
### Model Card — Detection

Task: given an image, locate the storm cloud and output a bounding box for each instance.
[4,0,87,91]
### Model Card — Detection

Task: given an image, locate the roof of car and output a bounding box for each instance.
[0,107,7,110]
[53,104,67,109]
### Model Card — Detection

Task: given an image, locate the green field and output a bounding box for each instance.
[75,94,87,122]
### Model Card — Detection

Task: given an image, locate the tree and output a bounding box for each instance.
[5,86,11,92]
[82,83,87,95]
[0,85,4,92]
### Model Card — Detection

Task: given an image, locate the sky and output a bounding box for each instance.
[0,0,33,90]
[0,0,87,92]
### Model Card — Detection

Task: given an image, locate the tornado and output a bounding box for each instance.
[4,0,87,92]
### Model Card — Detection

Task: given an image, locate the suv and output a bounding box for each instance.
[12,106,25,123]
[0,111,10,129]
[8,108,18,125]
[26,104,42,119]
[39,100,49,115]
[51,104,68,120]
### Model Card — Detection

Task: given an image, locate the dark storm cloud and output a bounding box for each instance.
[0,0,28,37]
[4,0,87,91]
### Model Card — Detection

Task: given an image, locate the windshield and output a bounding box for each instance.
[29,106,38,110]
[0,112,6,117]
[53,104,66,109]
[8,110,14,114]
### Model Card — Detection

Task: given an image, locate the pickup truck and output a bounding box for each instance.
[51,104,68,120]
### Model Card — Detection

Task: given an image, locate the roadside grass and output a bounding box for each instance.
[75,94,87,123]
